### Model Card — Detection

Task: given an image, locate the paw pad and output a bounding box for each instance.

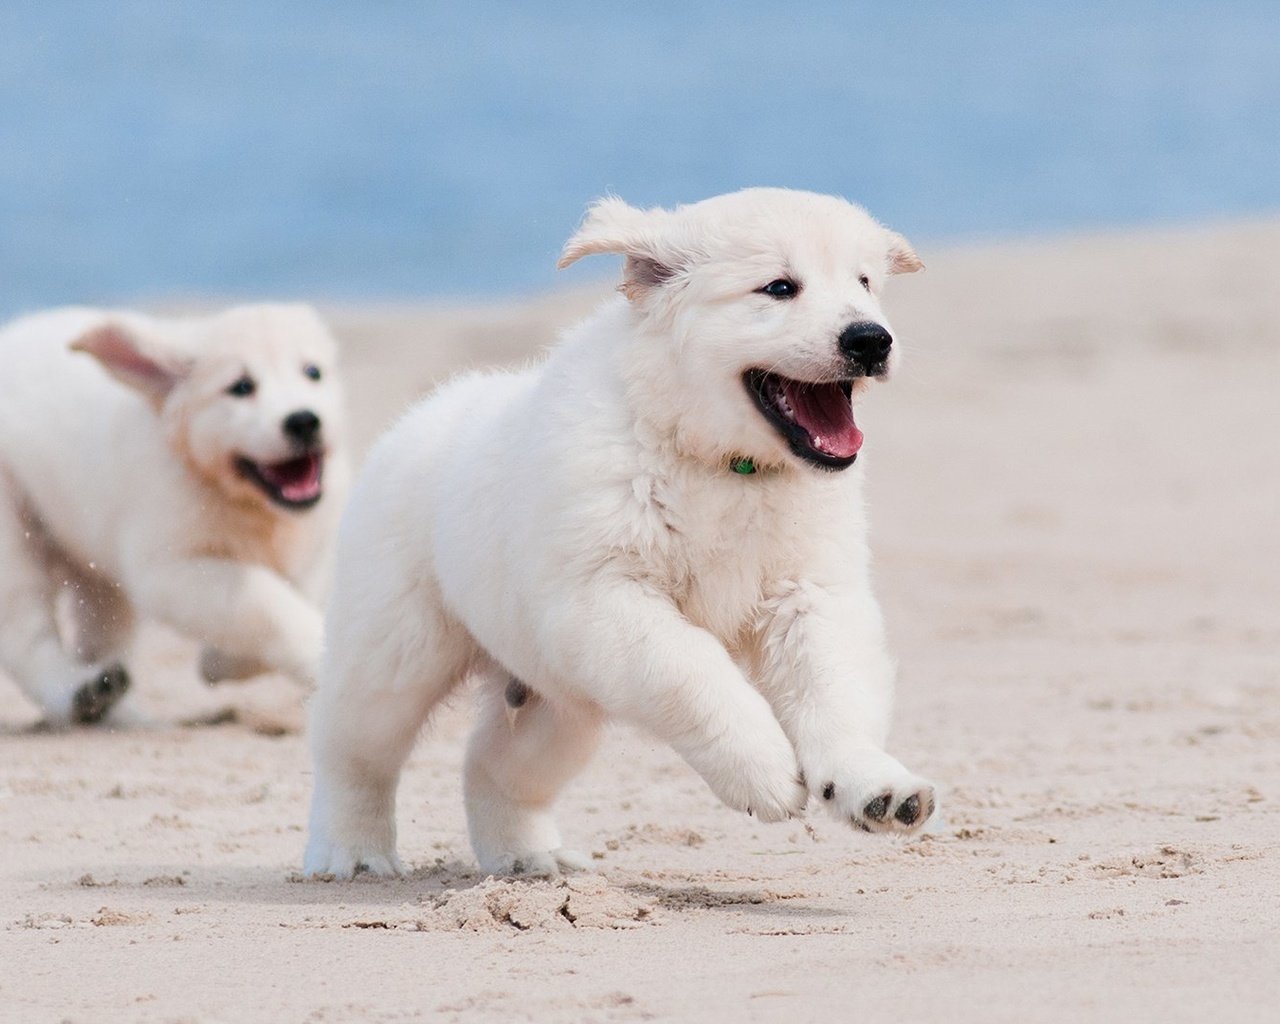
[863,793,891,822]
[504,678,531,708]
[895,794,921,826]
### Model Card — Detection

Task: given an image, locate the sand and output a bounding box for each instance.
[2,220,1278,1022]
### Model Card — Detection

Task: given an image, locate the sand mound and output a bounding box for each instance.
[418,874,655,932]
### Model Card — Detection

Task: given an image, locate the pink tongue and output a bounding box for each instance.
[786,381,863,458]
[261,455,323,501]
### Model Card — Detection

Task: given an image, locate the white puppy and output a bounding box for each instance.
[305,188,935,879]
[0,304,348,724]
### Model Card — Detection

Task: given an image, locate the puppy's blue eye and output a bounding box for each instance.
[303,364,322,382]
[227,375,256,397]
[757,278,799,299]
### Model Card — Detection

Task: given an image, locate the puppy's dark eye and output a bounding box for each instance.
[757,278,800,299]
[303,364,322,382]
[858,274,871,291]
[226,375,256,397]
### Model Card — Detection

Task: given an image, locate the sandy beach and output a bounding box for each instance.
[2,221,1278,1023]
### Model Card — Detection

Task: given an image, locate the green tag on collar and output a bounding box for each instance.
[730,456,757,475]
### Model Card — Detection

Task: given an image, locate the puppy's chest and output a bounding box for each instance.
[628,474,797,639]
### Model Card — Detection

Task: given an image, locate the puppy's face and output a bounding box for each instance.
[73,304,346,512]
[559,189,922,471]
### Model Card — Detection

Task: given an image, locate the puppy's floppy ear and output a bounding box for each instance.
[557,196,686,300]
[884,230,924,275]
[70,322,193,407]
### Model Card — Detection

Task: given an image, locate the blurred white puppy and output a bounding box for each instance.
[305,188,934,879]
[0,304,348,724]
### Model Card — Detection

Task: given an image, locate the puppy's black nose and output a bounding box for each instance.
[838,322,893,373]
[283,410,322,445]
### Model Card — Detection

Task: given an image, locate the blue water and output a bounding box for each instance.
[1,1,1277,314]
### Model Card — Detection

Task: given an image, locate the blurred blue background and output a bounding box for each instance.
[1,1,1277,315]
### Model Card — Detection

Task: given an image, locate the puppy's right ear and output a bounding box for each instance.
[70,322,193,407]
[884,230,925,275]
[558,197,686,300]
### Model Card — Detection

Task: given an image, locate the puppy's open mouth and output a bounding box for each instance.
[743,370,863,471]
[235,453,325,510]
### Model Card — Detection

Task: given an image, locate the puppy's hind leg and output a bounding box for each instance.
[0,477,130,725]
[304,595,472,879]
[464,673,603,877]
[62,562,136,665]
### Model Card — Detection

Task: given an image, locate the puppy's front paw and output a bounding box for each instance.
[810,749,936,835]
[71,663,130,724]
[737,759,810,824]
[690,720,808,823]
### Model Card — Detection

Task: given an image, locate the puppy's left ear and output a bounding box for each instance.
[71,322,194,408]
[884,230,925,274]
[558,196,688,300]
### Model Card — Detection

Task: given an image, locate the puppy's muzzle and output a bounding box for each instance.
[838,322,892,377]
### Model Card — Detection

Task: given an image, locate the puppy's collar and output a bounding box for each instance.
[728,455,783,476]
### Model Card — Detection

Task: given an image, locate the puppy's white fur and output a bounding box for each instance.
[0,304,349,723]
[305,188,934,879]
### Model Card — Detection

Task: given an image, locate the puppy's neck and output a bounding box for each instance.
[199,494,302,575]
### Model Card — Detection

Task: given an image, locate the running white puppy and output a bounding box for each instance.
[305,188,935,878]
[0,304,348,724]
